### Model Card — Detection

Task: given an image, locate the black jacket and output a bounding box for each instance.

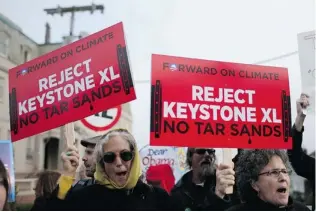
[46,180,174,211]
[31,196,48,211]
[170,171,236,210]
[69,178,95,194]
[227,195,310,211]
[288,126,315,210]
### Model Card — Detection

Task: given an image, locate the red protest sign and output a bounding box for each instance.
[150,54,292,149]
[9,22,136,142]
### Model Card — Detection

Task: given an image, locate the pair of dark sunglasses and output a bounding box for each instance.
[194,148,216,155]
[103,151,134,163]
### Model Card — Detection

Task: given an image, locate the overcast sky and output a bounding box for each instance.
[1,0,315,153]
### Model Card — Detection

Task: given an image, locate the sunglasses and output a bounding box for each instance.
[102,151,134,163]
[194,149,216,155]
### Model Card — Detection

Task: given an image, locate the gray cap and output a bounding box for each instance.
[80,135,103,148]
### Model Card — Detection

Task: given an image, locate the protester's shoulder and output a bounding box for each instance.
[67,183,103,200]
[72,178,94,189]
[74,178,92,186]
[151,185,170,197]
[171,174,188,194]
[293,201,311,211]
[30,196,48,211]
[136,181,168,196]
[225,203,247,211]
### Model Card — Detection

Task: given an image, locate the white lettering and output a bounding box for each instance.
[163,101,259,122]
[99,66,120,85]
[20,60,115,115]
[109,66,119,80]
[82,58,92,73]
[272,109,281,123]
[163,102,176,118]
[191,86,256,104]
[261,108,272,123]
[192,85,203,101]
[177,103,187,119]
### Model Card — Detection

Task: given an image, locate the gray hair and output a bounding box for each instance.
[94,129,137,174]
[236,149,292,203]
[186,148,195,168]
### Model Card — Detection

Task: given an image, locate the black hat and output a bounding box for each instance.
[80,135,103,148]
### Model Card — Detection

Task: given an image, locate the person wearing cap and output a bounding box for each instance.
[40,135,102,210]
[41,135,102,208]
[70,135,103,192]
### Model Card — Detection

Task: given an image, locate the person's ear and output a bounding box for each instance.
[251,180,259,192]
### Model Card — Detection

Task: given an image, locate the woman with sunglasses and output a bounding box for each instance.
[56,129,174,210]
[227,149,310,211]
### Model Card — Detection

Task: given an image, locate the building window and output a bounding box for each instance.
[24,50,32,62]
[0,31,10,57]
[0,77,4,103]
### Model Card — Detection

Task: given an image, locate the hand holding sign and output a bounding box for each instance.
[296,93,310,115]
[215,163,235,198]
[61,146,80,177]
[295,93,310,132]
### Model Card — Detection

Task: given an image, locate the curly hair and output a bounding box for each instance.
[236,149,291,203]
[0,159,9,211]
[34,171,61,198]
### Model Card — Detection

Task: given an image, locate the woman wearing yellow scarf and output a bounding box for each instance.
[56,129,174,210]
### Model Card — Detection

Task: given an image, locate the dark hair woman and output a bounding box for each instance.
[0,159,9,211]
[227,149,310,211]
[31,170,61,211]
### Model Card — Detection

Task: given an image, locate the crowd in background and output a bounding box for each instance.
[0,94,314,211]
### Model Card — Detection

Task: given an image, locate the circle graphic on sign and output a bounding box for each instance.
[81,106,122,132]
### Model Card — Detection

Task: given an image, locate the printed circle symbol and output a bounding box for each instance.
[80,106,122,132]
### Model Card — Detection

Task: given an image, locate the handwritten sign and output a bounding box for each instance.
[139,145,187,182]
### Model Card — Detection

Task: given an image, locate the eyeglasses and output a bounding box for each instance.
[194,149,216,155]
[102,151,134,163]
[258,169,292,177]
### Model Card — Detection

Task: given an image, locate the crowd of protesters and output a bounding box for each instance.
[0,93,314,211]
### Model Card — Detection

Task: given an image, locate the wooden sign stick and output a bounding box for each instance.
[61,122,75,149]
[222,148,233,194]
